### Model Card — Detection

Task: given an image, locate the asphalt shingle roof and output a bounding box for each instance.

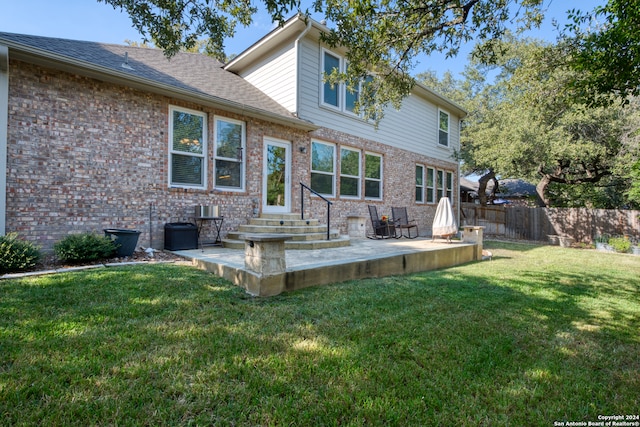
[0,32,298,122]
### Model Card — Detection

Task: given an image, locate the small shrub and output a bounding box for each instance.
[608,236,631,253]
[0,233,42,274]
[54,233,117,263]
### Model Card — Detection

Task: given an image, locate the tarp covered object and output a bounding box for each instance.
[432,197,458,236]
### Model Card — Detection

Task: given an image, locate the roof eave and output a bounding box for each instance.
[413,82,467,119]
[225,16,467,119]
[225,14,309,72]
[3,40,319,132]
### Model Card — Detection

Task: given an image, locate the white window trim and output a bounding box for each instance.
[311,140,336,198]
[320,49,369,118]
[438,109,450,148]
[340,146,361,199]
[437,169,445,201]
[364,152,383,201]
[213,115,246,192]
[426,167,436,204]
[343,61,365,118]
[168,105,207,190]
[321,49,342,111]
[446,171,454,202]
[416,164,425,204]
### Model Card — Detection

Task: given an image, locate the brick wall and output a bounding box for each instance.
[6,60,458,251]
[6,60,310,251]
[303,128,459,237]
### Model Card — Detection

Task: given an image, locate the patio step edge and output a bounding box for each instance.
[222,235,351,250]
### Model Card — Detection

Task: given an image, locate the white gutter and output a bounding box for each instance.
[0,45,8,235]
[294,15,313,117]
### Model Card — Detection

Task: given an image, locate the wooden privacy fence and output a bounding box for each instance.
[461,203,640,243]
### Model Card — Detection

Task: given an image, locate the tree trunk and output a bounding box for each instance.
[536,175,551,207]
[489,176,499,203]
[477,170,495,205]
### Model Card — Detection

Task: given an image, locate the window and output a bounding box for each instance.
[340,147,361,198]
[446,171,454,202]
[426,167,435,203]
[214,117,245,190]
[438,110,450,147]
[416,164,425,203]
[361,76,377,121]
[311,141,336,196]
[437,170,445,201]
[345,77,358,113]
[169,106,206,188]
[322,51,340,108]
[364,153,382,199]
[321,50,371,117]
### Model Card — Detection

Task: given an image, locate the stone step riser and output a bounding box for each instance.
[258,213,305,220]
[222,237,351,250]
[249,219,320,227]
[239,225,329,234]
[228,231,341,242]
[222,213,350,250]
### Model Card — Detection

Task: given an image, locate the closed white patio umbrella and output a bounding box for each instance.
[432,197,458,241]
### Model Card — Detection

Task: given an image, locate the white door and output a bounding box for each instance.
[262,138,291,213]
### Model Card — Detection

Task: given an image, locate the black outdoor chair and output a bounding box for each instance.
[392,206,419,239]
[367,205,397,239]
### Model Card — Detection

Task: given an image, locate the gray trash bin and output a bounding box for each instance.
[104,229,141,257]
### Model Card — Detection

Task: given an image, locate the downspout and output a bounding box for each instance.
[0,45,8,235]
[293,16,312,218]
[294,15,312,116]
[457,118,462,227]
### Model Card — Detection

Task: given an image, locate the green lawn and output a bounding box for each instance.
[1,241,639,426]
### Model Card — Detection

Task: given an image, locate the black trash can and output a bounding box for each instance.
[104,229,141,257]
[164,222,198,250]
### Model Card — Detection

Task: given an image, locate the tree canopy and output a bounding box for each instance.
[419,35,640,208]
[100,0,548,117]
[564,0,640,104]
[99,0,300,59]
[101,0,640,116]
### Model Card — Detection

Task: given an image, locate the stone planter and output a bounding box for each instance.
[632,246,640,256]
[347,215,367,239]
[595,242,614,253]
[548,235,574,248]
[558,236,575,248]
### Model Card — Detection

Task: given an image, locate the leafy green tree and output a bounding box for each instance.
[103,0,640,121]
[100,0,548,118]
[612,98,640,206]
[100,0,300,60]
[320,0,547,119]
[512,39,640,208]
[629,161,640,204]
[416,65,501,205]
[564,0,640,104]
[420,35,640,208]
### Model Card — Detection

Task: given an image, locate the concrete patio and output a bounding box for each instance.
[173,227,485,296]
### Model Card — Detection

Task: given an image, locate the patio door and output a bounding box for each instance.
[262,138,291,213]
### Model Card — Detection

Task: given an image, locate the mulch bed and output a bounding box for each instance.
[17,249,189,276]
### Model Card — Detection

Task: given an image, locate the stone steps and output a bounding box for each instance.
[227,229,342,242]
[222,213,350,250]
